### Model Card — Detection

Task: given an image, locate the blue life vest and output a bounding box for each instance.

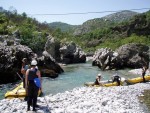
[34,78,41,88]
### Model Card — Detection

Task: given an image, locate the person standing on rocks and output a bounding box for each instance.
[142,66,148,82]
[25,60,42,112]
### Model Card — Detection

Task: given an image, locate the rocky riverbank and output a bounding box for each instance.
[0,83,150,113]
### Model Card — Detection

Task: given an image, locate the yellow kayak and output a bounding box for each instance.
[84,78,125,87]
[125,75,150,84]
[5,82,42,99]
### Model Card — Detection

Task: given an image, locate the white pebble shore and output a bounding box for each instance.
[0,83,150,113]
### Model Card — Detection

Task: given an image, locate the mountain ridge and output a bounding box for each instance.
[48,10,139,35]
[73,10,138,35]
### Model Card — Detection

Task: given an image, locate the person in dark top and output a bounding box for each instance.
[112,73,121,86]
[142,66,148,82]
[25,60,42,111]
[94,73,102,86]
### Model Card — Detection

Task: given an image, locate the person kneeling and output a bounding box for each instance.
[112,74,121,86]
[93,73,102,86]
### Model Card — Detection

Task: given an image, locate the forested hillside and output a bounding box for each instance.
[71,10,150,52]
[73,10,138,36]
[49,22,78,33]
[0,7,150,53]
[0,8,51,53]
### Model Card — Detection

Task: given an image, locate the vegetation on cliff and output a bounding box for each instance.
[0,7,150,53]
[72,10,150,52]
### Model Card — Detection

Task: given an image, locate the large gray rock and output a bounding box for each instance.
[0,43,33,84]
[92,43,149,70]
[44,35,60,61]
[59,42,86,64]
[38,51,64,78]
[44,36,86,64]
[0,44,64,84]
[116,43,149,68]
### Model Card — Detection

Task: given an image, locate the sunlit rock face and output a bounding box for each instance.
[59,42,86,64]
[92,43,149,70]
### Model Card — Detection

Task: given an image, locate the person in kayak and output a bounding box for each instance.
[93,73,102,86]
[112,73,121,86]
[25,60,42,111]
[142,66,148,82]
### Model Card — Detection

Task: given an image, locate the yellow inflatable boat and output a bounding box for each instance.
[5,82,42,99]
[84,78,125,87]
[125,75,150,85]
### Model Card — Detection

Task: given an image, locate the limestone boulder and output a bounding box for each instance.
[92,43,149,70]
[59,42,86,64]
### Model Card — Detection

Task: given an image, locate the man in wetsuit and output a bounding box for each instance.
[25,60,41,111]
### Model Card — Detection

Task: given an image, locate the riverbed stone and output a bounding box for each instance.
[0,83,150,113]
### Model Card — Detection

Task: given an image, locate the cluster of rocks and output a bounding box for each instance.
[0,32,87,84]
[45,36,86,64]
[92,43,149,70]
[59,42,86,64]
[0,35,64,84]
[0,83,150,113]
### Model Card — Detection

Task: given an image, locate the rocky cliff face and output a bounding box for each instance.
[0,35,64,84]
[111,13,150,37]
[0,43,33,84]
[92,43,149,70]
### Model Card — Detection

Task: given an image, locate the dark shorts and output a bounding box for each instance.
[28,80,39,97]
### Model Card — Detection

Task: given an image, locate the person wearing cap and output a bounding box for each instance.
[93,73,102,85]
[25,60,41,112]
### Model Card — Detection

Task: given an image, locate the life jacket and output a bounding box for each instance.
[28,68,38,81]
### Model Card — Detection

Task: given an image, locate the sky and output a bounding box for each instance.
[0,0,150,25]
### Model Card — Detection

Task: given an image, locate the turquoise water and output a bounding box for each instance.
[0,62,137,100]
[42,62,137,95]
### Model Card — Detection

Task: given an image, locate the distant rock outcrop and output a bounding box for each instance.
[44,35,60,61]
[92,43,149,70]
[111,13,150,37]
[44,36,86,64]
[59,42,86,64]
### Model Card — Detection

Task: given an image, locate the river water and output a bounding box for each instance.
[0,62,138,100]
